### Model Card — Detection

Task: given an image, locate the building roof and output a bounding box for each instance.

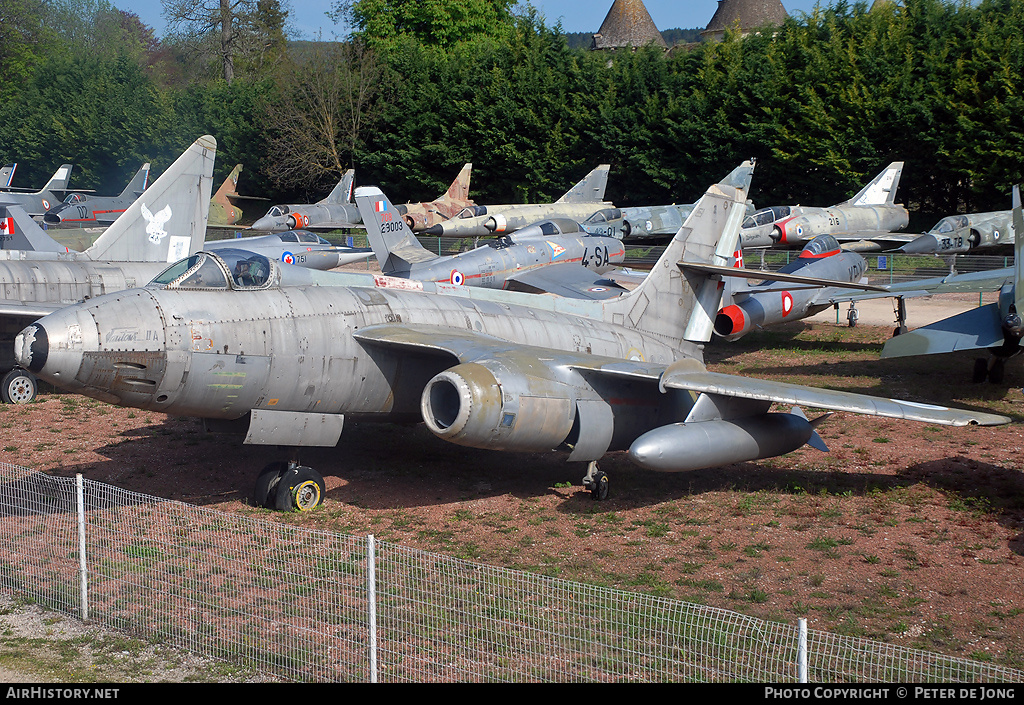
[592,0,668,50]
[703,0,789,35]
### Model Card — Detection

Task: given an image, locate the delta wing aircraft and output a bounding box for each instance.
[42,163,150,226]
[0,135,216,404]
[14,173,1009,512]
[355,186,628,299]
[207,231,372,270]
[581,162,757,241]
[422,164,612,238]
[397,162,474,231]
[0,163,75,217]
[250,169,359,232]
[881,186,1024,383]
[739,162,913,251]
[900,209,1013,255]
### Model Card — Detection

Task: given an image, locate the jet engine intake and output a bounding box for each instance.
[421,362,575,452]
[628,413,814,471]
[484,214,508,233]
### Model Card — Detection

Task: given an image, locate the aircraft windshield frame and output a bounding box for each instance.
[149,251,277,291]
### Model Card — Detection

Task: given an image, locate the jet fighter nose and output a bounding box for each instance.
[250,216,280,231]
[898,233,940,254]
[15,323,48,374]
[14,307,86,393]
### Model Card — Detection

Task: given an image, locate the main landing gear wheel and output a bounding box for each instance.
[1,368,38,405]
[273,465,326,512]
[253,461,289,508]
[846,304,859,328]
[582,461,609,501]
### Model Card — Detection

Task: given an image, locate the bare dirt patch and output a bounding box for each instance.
[1,316,1023,674]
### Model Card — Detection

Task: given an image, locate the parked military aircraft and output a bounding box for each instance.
[207,230,372,270]
[900,209,1013,255]
[422,164,612,238]
[580,162,757,241]
[0,163,75,217]
[250,169,359,232]
[355,186,627,299]
[15,171,1009,513]
[208,164,268,227]
[41,163,150,227]
[398,162,474,231]
[739,162,912,251]
[0,165,15,188]
[881,186,1024,383]
[0,135,215,404]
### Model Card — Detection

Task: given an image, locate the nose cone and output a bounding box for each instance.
[899,233,940,254]
[15,323,49,374]
[250,215,284,231]
[15,306,88,395]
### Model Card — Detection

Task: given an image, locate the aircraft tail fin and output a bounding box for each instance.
[556,164,610,203]
[84,136,216,263]
[1013,185,1023,314]
[118,163,150,199]
[40,164,73,195]
[0,163,16,188]
[600,161,755,347]
[717,160,756,193]
[321,169,355,205]
[838,162,903,207]
[443,163,472,203]
[353,185,438,273]
[0,204,68,252]
[213,164,242,203]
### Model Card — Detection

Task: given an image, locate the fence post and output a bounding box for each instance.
[368,534,377,683]
[75,474,88,622]
[798,618,808,683]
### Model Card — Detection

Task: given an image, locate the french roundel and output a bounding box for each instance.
[781,291,794,317]
[42,199,50,210]
[282,251,295,264]
[451,270,465,285]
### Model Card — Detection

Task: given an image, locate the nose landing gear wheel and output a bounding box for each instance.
[1,368,38,405]
[582,461,609,501]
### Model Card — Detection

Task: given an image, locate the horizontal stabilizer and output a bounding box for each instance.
[880,304,1005,358]
[679,262,888,292]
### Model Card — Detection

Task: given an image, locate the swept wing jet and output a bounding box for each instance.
[0,164,15,188]
[581,162,757,241]
[42,163,150,226]
[0,135,215,404]
[422,164,612,238]
[900,209,1013,255]
[208,164,267,227]
[739,162,912,251]
[0,163,75,216]
[15,172,1009,512]
[396,162,474,231]
[250,169,360,232]
[207,230,371,270]
[354,186,628,299]
[881,185,1024,383]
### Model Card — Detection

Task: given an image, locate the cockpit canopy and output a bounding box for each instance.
[62,193,86,204]
[798,234,841,258]
[742,205,792,229]
[514,218,585,239]
[150,249,276,290]
[277,231,332,245]
[266,205,290,217]
[930,215,970,234]
[583,209,623,224]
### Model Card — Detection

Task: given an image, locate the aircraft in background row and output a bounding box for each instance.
[900,208,1013,255]
[250,169,360,232]
[208,164,268,227]
[41,164,150,227]
[882,185,1023,384]
[0,163,75,217]
[422,164,612,238]
[355,186,628,299]
[0,165,15,188]
[207,230,372,271]
[0,135,216,404]
[739,162,913,252]
[14,170,1009,513]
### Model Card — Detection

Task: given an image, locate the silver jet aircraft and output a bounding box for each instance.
[0,135,215,404]
[42,163,150,226]
[0,163,75,217]
[739,162,912,251]
[899,209,1013,255]
[881,186,1024,383]
[250,169,359,231]
[580,162,757,241]
[422,164,612,238]
[14,174,1009,512]
[207,230,371,271]
[355,186,628,299]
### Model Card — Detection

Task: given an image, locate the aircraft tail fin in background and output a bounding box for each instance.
[0,164,16,188]
[353,186,438,273]
[0,205,68,252]
[556,164,610,204]
[717,160,756,193]
[840,162,904,207]
[600,161,755,348]
[321,169,355,205]
[443,163,472,203]
[41,164,74,195]
[1013,185,1023,315]
[84,135,216,263]
[119,163,150,199]
[212,164,242,203]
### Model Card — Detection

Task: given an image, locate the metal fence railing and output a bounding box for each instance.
[1,462,1020,683]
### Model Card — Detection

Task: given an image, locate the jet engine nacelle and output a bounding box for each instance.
[288,212,310,229]
[485,214,508,233]
[714,300,765,341]
[421,361,576,452]
[628,413,814,471]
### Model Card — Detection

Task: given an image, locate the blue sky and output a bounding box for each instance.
[120,1,824,40]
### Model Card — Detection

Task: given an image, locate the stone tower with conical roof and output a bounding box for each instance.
[592,0,668,51]
[702,0,788,42]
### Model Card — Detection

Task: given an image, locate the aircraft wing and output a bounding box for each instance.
[503,263,629,300]
[880,304,1005,358]
[0,299,65,319]
[831,233,919,252]
[352,323,1010,427]
[823,267,1014,304]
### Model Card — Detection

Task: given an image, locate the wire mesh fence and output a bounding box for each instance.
[0,462,1020,683]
